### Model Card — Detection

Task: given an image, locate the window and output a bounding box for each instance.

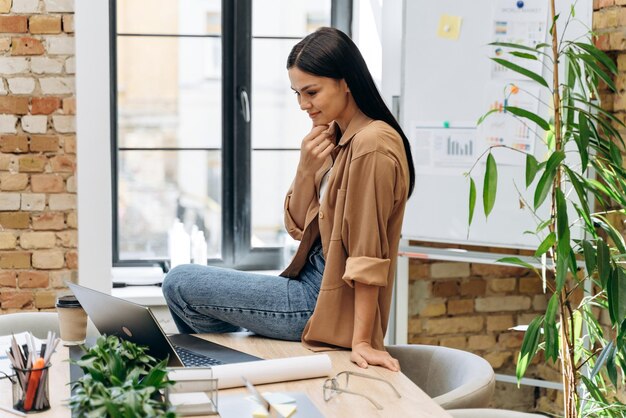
[111,0,351,270]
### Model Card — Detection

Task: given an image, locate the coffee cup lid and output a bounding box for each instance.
[56,294,81,308]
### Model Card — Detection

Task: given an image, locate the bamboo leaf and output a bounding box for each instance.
[505,106,550,131]
[582,240,597,276]
[469,177,476,226]
[516,316,543,383]
[484,153,498,217]
[489,41,545,53]
[490,58,549,88]
[589,341,615,380]
[574,41,618,75]
[496,257,536,271]
[594,214,626,255]
[577,113,590,170]
[609,141,623,166]
[576,53,617,91]
[556,237,570,292]
[525,154,540,187]
[563,166,591,217]
[477,109,498,126]
[544,294,560,363]
[555,189,569,241]
[597,238,611,289]
[509,51,538,60]
[535,232,556,258]
[534,151,565,209]
[608,268,626,327]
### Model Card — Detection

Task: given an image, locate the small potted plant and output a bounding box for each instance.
[69,335,177,418]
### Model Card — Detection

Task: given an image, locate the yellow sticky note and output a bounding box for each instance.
[252,405,270,418]
[272,403,297,418]
[437,15,462,40]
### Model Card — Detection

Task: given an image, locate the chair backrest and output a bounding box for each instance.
[0,312,100,340]
[448,408,549,417]
[386,344,495,409]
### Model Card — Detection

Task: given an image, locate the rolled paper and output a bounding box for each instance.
[168,354,332,389]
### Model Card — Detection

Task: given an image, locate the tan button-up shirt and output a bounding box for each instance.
[281,112,410,351]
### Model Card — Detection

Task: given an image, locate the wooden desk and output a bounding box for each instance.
[0,334,451,417]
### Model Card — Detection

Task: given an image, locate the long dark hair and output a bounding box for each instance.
[287,27,415,198]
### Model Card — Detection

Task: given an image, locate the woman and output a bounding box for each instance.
[163,27,415,372]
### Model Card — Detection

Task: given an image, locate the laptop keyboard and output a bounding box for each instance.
[173,345,223,367]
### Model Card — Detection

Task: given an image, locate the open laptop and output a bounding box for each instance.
[68,283,262,368]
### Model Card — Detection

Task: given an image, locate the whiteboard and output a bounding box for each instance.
[400,0,591,250]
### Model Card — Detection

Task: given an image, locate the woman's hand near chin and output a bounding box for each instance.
[296,124,336,177]
[351,342,401,372]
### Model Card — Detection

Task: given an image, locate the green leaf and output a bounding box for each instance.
[545,129,555,151]
[534,151,565,209]
[525,154,540,187]
[574,42,618,75]
[577,113,590,170]
[582,240,597,276]
[563,166,591,218]
[608,268,626,326]
[589,341,615,380]
[505,106,550,131]
[484,153,498,217]
[477,108,498,126]
[597,238,611,289]
[496,257,536,271]
[609,141,623,166]
[516,315,543,383]
[508,51,538,60]
[490,58,549,88]
[543,294,560,363]
[534,232,555,258]
[555,189,569,241]
[469,177,476,226]
[576,52,617,91]
[556,237,570,292]
[489,41,545,53]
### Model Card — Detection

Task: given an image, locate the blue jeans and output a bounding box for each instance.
[162,241,324,341]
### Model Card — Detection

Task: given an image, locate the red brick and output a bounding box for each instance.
[471,264,528,278]
[32,212,65,230]
[65,250,77,269]
[599,0,614,6]
[35,290,56,308]
[30,135,59,152]
[432,280,459,297]
[448,299,474,315]
[31,97,61,115]
[49,155,75,172]
[0,271,16,287]
[18,271,49,288]
[0,172,28,190]
[460,279,486,296]
[0,16,28,33]
[0,290,33,309]
[63,135,75,154]
[19,155,47,172]
[31,174,64,192]
[62,97,75,114]
[519,277,544,294]
[594,34,610,51]
[0,97,29,115]
[0,251,31,269]
[0,212,30,229]
[0,134,28,152]
[11,37,45,55]
[28,15,62,34]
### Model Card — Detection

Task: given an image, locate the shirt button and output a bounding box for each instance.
[319,211,324,219]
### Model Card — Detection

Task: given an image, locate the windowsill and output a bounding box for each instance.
[111,266,282,306]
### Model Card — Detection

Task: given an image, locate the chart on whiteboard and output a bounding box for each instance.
[477,82,541,166]
[410,124,477,175]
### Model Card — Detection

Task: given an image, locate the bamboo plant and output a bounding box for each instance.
[467,1,626,417]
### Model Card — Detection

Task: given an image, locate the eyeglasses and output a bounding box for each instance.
[322,371,401,410]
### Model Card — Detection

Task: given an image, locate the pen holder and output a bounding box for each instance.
[11,364,51,413]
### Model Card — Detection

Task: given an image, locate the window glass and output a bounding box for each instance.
[252,0,330,37]
[118,150,222,260]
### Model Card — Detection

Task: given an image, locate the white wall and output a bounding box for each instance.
[75,0,113,292]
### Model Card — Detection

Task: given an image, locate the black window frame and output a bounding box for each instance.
[110,0,352,270]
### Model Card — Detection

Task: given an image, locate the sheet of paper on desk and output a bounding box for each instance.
[0,332,44,376]
[168,354,332,389]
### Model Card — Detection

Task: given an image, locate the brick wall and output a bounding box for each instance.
[0,0,75,312]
